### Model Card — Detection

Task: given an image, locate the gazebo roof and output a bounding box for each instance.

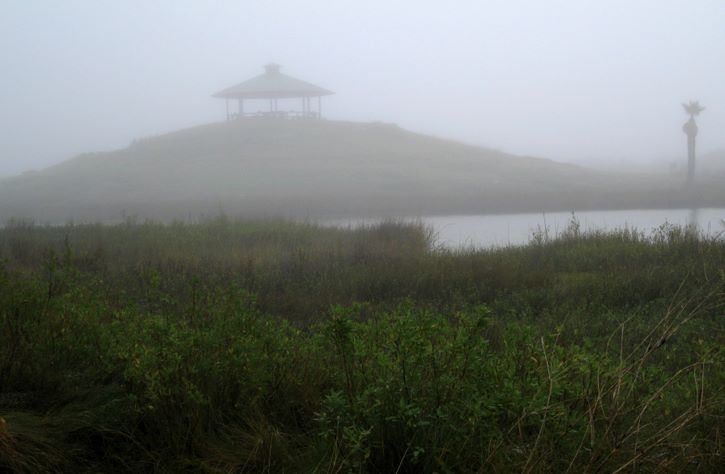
[213,64,334,99]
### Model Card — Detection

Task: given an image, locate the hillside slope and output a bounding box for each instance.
[1,119,722,222]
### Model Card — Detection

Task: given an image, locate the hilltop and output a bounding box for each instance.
[1,119,722,222]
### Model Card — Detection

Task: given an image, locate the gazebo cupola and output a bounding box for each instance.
[212,63,334,120]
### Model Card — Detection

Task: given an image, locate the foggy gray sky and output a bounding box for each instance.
[1,0,724,176]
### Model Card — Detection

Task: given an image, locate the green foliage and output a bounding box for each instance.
[0,219,723,472]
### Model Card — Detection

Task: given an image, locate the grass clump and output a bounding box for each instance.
[0,218,723,472]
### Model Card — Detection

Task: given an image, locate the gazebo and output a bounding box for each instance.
[213,63,334,120]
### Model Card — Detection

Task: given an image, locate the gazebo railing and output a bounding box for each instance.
[229,110,319,120]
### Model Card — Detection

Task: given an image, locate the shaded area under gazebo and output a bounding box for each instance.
[212,63,334,120]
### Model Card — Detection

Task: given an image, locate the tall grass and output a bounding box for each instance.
[0,218,722,472]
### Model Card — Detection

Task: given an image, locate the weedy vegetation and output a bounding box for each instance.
[0,217,723,472]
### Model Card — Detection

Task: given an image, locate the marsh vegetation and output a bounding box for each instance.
[0,218,723,472]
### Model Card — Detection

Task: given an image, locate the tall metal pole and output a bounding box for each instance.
[683,117,698,188]
[681,101,704,190]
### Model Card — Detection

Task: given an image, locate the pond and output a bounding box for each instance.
[327,208,725,249]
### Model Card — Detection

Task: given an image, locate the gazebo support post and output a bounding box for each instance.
[238,99,244,118]
[318,96,322,119]
[225,99,229,121]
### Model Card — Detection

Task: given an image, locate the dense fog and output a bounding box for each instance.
[1,0,723,177]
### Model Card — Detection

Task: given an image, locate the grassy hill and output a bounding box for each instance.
[1,119,723,222]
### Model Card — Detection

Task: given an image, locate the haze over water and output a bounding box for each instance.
[328,208,725,249]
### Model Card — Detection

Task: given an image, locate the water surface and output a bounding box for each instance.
[327,208,725,249]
